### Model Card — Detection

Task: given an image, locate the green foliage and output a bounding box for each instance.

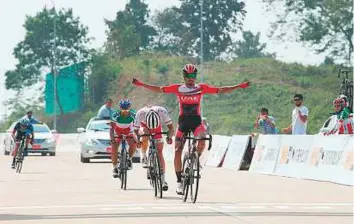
[153,0,246,61]
[89,53,121,104]
[105,0,156,58]
[263,0,353,65]
[5,7,91,91]
[233,31,276,58]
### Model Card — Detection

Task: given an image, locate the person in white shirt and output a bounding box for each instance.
[97,99,113,119]
[282,94,309,135]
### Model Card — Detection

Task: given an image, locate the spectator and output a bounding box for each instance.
[325,98,353,135]
[97,99,113,119]
[282,94,309,135]
[20,110,41,124]
[254,108,277,134]
[202,117,210,135]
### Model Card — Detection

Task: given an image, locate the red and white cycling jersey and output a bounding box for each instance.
[133,105,172,131]
[161,84,219,116]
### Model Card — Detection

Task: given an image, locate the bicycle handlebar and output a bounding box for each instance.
[139,132,169,137]
[113,134,134,139]
[184,134,213,151]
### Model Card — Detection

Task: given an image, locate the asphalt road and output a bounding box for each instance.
[0,149,353,224]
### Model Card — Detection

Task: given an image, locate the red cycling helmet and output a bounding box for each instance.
[183,64,198,75]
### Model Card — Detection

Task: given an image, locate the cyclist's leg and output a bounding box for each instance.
[194,124,207,156]
[140,127,149,159]
[127,136,136,158]
[111,140,120,167]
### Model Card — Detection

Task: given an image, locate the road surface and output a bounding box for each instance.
[0,149,353,224]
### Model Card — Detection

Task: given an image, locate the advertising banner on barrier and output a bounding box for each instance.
[222,135,250,170]
[334,136,353,185]
[303,135,350,183]
[205,135,231,167]
[274,135,313,179]
[249,135,282,174]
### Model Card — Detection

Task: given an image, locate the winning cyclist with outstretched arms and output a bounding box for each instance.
[132,64,250,194]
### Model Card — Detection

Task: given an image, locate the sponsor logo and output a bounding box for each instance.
[309,147,323,166]
[264,147,278,161]
[279,146,309,164]
[180,96,199,102]
[279,145,290,164]
[319,150,343,166]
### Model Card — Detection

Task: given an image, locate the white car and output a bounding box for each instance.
[3,122,57,156]
[77,117,140,163]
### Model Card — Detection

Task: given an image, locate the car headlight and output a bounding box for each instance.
[46,137,56,143]
[86,138,99,146]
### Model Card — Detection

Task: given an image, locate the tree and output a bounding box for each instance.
[233,31,275,58]
[153,0,246,61]
[263,0,353,65]
[105,0,156,57]
[5,7,91,114]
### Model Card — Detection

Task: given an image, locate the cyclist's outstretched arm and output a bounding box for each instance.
[218,81,250,93]
[132,78,164,93]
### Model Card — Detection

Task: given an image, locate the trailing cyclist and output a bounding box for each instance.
[110,99,137,178]
[132,63,251,194]
[10,118,34,169]
[134,105,174,191]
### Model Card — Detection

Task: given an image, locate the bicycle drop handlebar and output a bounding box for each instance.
[139,132,169,137]
[183,134,213,151]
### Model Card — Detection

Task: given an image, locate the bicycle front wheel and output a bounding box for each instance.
[15,145,24,174]
[120,149,128,190]
[182,153,190,202]
[153,151,163,198]
[189,151,200,203]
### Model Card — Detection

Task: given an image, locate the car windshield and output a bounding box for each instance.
[33,125,50,133]
[88,121,110,132]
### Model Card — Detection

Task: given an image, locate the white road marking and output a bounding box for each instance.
[101,207,144,211]
[0,202,351,211]
[151,206,187,210]
[273,205,290,209]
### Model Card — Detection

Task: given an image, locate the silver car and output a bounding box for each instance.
[77,118,140,163]
[3,122,57,156]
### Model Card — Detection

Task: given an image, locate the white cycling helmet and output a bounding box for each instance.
[146,110,160,129]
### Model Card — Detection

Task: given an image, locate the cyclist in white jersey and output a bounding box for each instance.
[134,105,174,191]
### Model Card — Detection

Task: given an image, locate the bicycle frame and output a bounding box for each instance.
[139,131,168,198]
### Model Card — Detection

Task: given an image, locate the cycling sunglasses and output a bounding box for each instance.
[185,73,197,79]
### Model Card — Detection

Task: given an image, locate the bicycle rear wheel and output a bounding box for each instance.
[153,150,163,198]
[120,149,128,190]
[182,153,190,202]
[189,151,200,203]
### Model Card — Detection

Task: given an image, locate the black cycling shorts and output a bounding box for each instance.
[176,115,204,140]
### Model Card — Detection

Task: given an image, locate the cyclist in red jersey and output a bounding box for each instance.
[132,64,250,195]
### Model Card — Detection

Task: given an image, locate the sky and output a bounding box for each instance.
[0,0,325,121]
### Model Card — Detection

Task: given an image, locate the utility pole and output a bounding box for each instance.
[200,0,204,116]
[51,0,57,130]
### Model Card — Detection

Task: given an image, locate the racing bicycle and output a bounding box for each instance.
[114,134,134,190]
[139,131,169,199]
[14,135,30,174]
[181,131,212,203]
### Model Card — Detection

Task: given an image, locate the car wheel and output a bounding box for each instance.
[80,154,90,163]
[49,152,56,156]
[4,150,9,155]
[41,152,47,156]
